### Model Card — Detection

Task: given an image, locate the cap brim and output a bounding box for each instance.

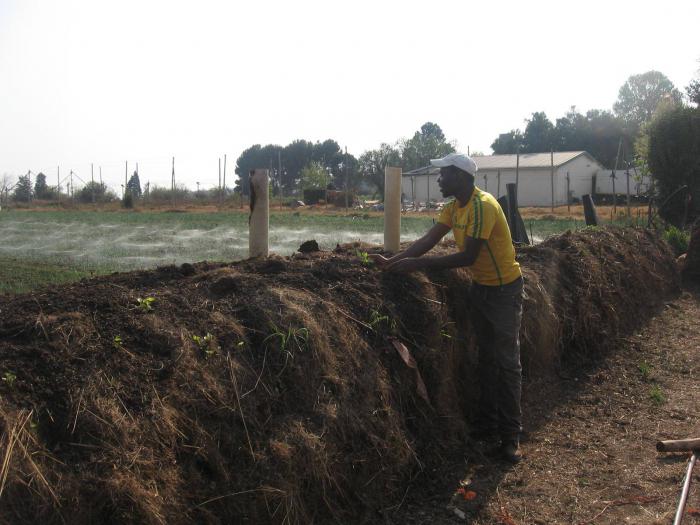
[429,158,451,167]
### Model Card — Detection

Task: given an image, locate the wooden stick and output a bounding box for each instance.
[657,438,700,453]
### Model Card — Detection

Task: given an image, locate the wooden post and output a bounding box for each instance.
[625,163,631,218]
[582,194,599,226]
[384,167,402,253]
[550,149,554,213]
[249,169,269,258]
[426,172,430,205]
[515,149,520,198]
[506,183,519,242]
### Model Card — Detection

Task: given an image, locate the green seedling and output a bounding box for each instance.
[368,309,397,331]
[2,371,16,388]
[193,333,218,357]
[355,250,373,266]
[440,329,452,339]
[649,384,664,405]
[264,325,309,376]
[638,360,651,381]
[113,335,124,349]
[136,296,156,312]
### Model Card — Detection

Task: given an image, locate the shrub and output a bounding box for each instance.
[663,225,690,255]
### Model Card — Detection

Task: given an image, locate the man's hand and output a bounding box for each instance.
[368,253,391,267]
[385,257,426,273]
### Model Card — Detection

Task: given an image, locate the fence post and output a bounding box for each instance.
[249,169,269,258]
[384,167,402,253]
[582,194,599,226]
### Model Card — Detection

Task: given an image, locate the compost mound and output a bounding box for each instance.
[0,227,679,524]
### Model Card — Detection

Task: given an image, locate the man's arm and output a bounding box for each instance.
[385,236,484,272]
[370,223,450,266]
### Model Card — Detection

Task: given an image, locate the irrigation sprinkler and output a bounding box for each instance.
[384,166,401,253]
[249,169,269,258]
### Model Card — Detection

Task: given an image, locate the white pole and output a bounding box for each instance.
[249,169,269,258]
[384,166,402,253]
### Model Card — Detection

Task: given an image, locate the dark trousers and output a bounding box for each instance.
[469,276,524,441]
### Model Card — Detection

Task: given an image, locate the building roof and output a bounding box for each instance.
[403,151,602,176]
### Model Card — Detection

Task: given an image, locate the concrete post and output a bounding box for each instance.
[249,169,269,258]
[384,166,401,253]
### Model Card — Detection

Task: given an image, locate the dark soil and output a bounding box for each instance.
[0,227,685,524]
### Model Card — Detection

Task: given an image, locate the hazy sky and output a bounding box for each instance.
[1,0,698,192]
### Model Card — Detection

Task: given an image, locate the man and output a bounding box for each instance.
[371,152,524,463]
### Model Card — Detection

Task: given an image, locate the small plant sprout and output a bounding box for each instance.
[264,324,309,376]
[2,371,16,387]
[136,297,156,312]
[113,335,123,349]
[368,309,397,331]
[638,360,651,380]
[355,250,373,266]
[193,333,218,357]
[649,384,665,405]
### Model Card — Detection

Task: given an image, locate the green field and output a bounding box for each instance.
[0,209,587,294]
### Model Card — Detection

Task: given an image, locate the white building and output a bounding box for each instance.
[402,151,627,207]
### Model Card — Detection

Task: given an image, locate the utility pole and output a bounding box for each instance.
[171,156,175,207]
[344,146,349,212]
[278,150,283,209]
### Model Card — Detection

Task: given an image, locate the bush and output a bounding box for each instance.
[122,192,134,209]
[663,225,690,255]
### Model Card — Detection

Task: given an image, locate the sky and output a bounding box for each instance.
[1,0,699,193]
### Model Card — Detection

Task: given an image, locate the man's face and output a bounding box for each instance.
[438,166,467,197]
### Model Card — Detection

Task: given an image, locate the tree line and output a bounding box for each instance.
[233,122,455,197]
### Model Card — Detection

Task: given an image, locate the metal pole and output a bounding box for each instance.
[674,452,697,525]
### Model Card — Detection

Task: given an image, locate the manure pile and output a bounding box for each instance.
[0,227,679,524]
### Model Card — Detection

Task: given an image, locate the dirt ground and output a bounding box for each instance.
[392,286,700,525]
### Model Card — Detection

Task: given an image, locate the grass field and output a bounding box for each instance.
[0,208,623,294]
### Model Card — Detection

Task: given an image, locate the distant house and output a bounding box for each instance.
[401,151,639,207]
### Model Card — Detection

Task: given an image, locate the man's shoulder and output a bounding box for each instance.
[475,189,500,211]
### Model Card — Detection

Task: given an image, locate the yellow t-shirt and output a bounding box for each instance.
[437,187,521,286]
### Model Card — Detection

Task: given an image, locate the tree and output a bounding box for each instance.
[688,79,700,106]
[358,143,402,198]
[400,122,455,171]
[76,181,116,204]
[300,161,329,190]
[126,171,142,198]
[491,130,523,154]
[12,174,32,202]
[34,172,51,199]
[522,112,555,153]
[646,104,700,224]
[613,70,682,129]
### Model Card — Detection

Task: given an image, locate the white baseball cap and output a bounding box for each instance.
[430,152,478,176]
